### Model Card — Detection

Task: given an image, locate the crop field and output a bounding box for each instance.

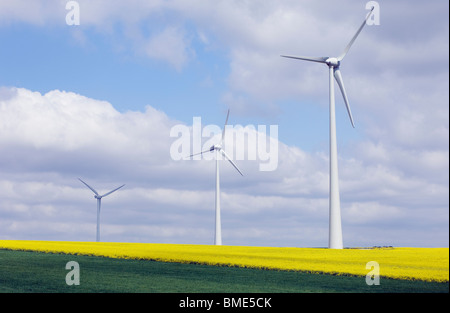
[1,240,448,283]
[1,248,448,293]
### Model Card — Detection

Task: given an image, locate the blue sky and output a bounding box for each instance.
[0,5,357,149]
[0,0,448,247]
[0,23,223,115]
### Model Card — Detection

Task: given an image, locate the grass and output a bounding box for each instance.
[0,249,448,293]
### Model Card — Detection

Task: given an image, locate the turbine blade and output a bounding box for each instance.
[221,109,230,144]
[186,149,212,159]
[338,7,375,61]
[281,55,328,63]
[220,149,244,176]
[334,68,355,128]
[101,184,125,198]
[78,178,99,196]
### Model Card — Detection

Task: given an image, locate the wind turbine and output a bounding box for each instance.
[78,178,125,242]
[189,109,243,245]
[281,8,374,249]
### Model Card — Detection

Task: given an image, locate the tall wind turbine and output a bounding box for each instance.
[78,178,125,242]
[281,8,374,249]
[189,110,243,245]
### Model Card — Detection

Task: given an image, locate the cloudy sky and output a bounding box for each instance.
[0,0,448,247]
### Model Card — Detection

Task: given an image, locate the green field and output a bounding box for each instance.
[0,249,448,293]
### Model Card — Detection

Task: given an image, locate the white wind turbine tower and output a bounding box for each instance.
[189,110,243,245]
[281,8,374,249]
[78,178,125,242]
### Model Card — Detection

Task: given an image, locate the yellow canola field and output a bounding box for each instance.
[0,240,448,283]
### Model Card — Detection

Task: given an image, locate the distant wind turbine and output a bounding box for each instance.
[189,109,243,245]
[281,8,374,249]
[78,178,125,242]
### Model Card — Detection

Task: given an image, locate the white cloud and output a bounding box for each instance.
[144,27,194,71]
[0,86,447,247]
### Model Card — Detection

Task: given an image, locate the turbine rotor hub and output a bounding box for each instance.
[326,57,340,67]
